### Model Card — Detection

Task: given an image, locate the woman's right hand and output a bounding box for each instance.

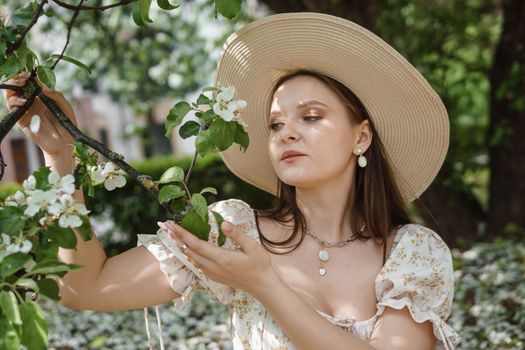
[4,71,78,157]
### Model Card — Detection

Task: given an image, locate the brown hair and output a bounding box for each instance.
[256,70,412,265]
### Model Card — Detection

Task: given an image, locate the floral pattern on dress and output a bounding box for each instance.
[137,199,461,349]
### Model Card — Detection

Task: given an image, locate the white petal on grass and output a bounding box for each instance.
[30,115,41,134]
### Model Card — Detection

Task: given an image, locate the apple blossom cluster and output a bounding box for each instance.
[0,233,32,262]
[4,170,90,229]
[212,85,248,128]
[87,162,127,191]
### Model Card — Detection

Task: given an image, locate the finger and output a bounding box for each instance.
[7,96,27,110]
[164,221,225,261]
[220,221,253,251]
[183,247,216,274]
[157,222,185,246]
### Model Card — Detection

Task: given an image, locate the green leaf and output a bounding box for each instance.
[30,260,82,275]
[0,55,24,82]
[50,54,92,74]
[199,187,217,195]
[190,193,208,222]
[209,118,236,151]
[180,208,211,241]
[32,166,52,189]
[216,0,242,19]
[36,278,60,301]
[0,291,22,326]
[46,225,77,249]
[234,122,249,151]
[201,109,216,124]
[165,101,192,138]
[0,253,31,279]
[36,66,56,90]
[195,129,216,157]
[0,207,24,235]
[0,317,21,350]
[140,0,153,24]
[212,211,226,247]
[158,166,185,184]
[196,93,210,105]
[158,185,185,204]
[179,120,201,139]
[157,0,180,10]
[16,278,39,293]
[11,2,39,27]
[76,216,93,241]
[131,1,146,26]
[169,197,186,213]
[20,301,48,350]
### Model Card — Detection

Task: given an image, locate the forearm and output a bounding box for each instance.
[253,274,375,350]
[44,151,108,306]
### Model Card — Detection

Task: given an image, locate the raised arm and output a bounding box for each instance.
[5,73,182,311]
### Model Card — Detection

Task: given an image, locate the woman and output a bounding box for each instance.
[5,13,460,350]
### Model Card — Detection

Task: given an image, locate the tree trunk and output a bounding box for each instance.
[486,0,525,239]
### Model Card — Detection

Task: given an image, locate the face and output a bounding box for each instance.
[267,75,370,190]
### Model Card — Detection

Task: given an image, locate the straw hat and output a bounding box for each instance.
[214,12,449,204]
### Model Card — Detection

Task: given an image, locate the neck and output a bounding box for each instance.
[295,173,358,242]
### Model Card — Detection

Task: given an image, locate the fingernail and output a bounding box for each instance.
[17,98,27,103]
[157,221,168,229]
[221,221,232,231]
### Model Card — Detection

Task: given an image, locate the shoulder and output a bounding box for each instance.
[208,198,254,225]
[395,223,451,259]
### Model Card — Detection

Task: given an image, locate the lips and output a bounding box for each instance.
[280,150,305,160]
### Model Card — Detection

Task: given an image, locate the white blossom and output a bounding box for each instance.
[212,85,247,124]
[49,171,76,195]
[4,190,26,207]
[0,234,32,261]
[24,189,58,217]
[89,162,126,191]
[23,175,36,192]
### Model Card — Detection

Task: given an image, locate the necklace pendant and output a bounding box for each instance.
[319,267,326,276]
[319,250,330,262]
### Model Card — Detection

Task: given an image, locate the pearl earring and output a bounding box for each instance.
[357,148,367,168]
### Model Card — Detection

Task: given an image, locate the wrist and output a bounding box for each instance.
[43,150,76,176]
[250,269,284,301]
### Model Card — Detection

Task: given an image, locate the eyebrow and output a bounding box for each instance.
[269,100,329,118]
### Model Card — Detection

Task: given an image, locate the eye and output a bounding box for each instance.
[303,115,321,122]
[269,122,283,131]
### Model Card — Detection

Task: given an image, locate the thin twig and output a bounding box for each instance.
[51,0,135,11]
[6,0,49,55]
[184,151,198,185]
[51,0,84,70]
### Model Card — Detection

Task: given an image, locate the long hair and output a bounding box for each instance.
[256,70,412,265]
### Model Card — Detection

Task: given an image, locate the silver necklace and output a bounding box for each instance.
[306,223,366,276]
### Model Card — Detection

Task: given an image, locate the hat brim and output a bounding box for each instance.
[215,12,449,204]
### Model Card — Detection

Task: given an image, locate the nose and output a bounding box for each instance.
[280,120,300,143]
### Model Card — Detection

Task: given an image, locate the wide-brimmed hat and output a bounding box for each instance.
[214,12,449,204]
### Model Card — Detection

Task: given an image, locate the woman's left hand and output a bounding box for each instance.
[157,220,278,298]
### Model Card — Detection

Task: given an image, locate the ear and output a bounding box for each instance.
[354,119,373,153]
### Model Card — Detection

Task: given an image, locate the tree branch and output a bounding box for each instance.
[0,92,38,179]
[0,84,25,94]
[51,0,85,70]
[6,0,49,55]
[51,0,135,11]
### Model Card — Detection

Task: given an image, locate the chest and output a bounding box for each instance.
[269,238,388,321]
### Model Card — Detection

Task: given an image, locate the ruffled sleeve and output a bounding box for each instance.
[375,224,461,350]
[137,198,255,310]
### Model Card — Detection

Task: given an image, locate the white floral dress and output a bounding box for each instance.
[137,199,461,349]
